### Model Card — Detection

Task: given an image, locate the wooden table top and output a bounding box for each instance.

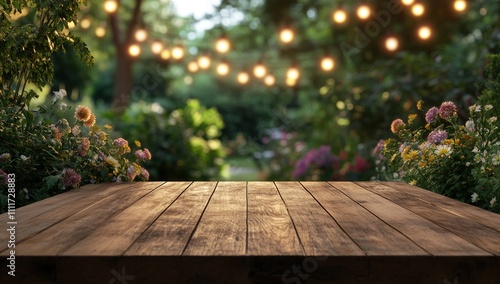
[1,181,500,283]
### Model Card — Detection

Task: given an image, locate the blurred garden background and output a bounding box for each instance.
[1,0,500,212]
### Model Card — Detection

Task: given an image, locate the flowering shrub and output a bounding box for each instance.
[292,146,371,181]
[373,101,500,213]
[0,91,151,212]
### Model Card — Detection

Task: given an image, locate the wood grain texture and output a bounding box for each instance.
[275,181,365,256]
[332,182,491,256]
[361,182,500,255]
[183,181,247,256]
[247,181,303,255]
[304,181,427,256]
[60,182,192,256]
[125,181,216,255]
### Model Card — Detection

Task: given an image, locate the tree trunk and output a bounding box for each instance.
[111,47,133,113]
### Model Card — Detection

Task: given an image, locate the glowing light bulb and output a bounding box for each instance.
[453,0,467,12]
[385,36,399,52]
[103,0,118,13]
[128,44,141,57]
[411,3,425,16]
[357,5,371,20]
[320,56,335,72]
[401,0,414,5]
[134,28,148,42]
[216,62,230,76]
[215,36,231,53]
[151,41,163,54]
[286,66,300,80]
[95,26,106,38]
[160,49,171,60]
[68,21,76,29]
[237,72,250,84]
[188,61,199,73]
[198,55,211,69]
[418,26,432,40]
[253,63,267,78]
[171,45,184,60]
[332,9,347,24]
[80,18,91,30]
[279,28,294,44]
[286,77,297,87]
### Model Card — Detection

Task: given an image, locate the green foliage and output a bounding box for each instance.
[106,99,228,181]
[374,101,500,213]
[478,54,500,119]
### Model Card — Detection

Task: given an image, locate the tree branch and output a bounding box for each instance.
[108,7,122,48]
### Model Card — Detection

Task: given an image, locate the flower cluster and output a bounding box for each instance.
[0,90,152,211]
[373,101,499,213]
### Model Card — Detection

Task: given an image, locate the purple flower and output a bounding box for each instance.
[62,168,81,188]
[0,169,8,184]
[292,146,339,179]
[425,107,439,123]
[372,140,385,156]
[439,101,457,120]
[427,129,448,144]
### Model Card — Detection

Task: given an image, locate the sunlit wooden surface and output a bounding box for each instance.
[1,181,499,283]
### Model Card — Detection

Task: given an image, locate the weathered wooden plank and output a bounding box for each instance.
[13,182,165,256]
[60,182,193,256]
[381,181,500,232]
[274,181,365,256]
[0,182,144,255]
[183,181,247,256]
[125,181,217,255]
[303,182,427,256]
[332,182,491,256]
[247,181,303,255]
[362,182,500,255]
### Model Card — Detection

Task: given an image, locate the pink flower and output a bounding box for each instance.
[62,168,81,188]
[113,138,128,147]
[0,169,8,184]
[78,138,90,156]
[390,119,405,134]
[425,107,439,123]
[427,129,448,144]
[135,149,152,160]
[127,165,137,181]
[141,168,150,180]
[52,125,62,141]
[439,101,457,120]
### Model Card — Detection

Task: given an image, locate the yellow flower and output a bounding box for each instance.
[84,113,96,128]
[408,114,417,124]
[435,145,453,157]
[105,156,119,168]
[417,100,424,110]
[74,105,92,122]
[409,180,417,186]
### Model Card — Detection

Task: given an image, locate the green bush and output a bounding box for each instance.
[105,99,229,181]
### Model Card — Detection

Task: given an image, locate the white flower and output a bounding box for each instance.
[435,145,453,157]
[488,116,497,123]
[465,162,471,167]
[469,105,476,112]
[492,152,500,166]
[490,197,497,208]
[485,105,493,111]
[59,102,68,110]
[475,105,482,112]
[20,155,29,161]
[465,120,475,132]
[471,192,479,203]
[52,89,67,103]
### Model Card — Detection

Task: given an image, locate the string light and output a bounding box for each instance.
[198,54,211,69]
[134,28,148,42]
[80,18,91,30]
[264,74,276,86]
[253,62,267,78]
[286,77,297,87]
[286,66,300,81]
[385,36,399,52]
[401,0,415,5]
[453,0,467,12]
[171,45,184,60]
[68,21,76,29]
[151,41,163,54]
[128,44,141,57]
[187,61,199,73]
[103,0,118,13]
[320,56,335,72]
[418,25,432,40]
[216,61,230,76]
[411,3,425,16]
[215,36,231,53]
[332,8,347,24]
[160,49,171,60]
[95,26,106,38]
[357,4,371,20]
[237,71,250,84]
[279,27,295,44]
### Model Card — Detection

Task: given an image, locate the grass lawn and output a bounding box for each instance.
[224,156,261,181]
